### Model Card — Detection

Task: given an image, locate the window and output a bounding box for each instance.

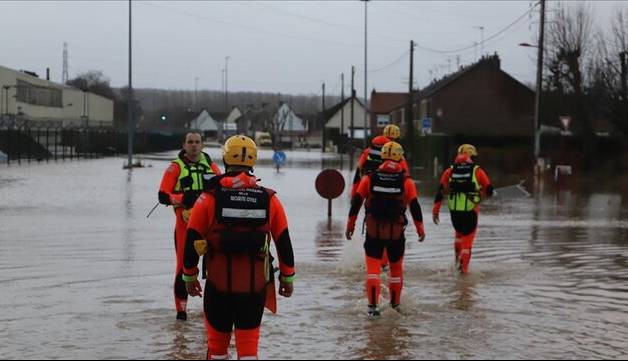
[377,114,390,127]
[16,80,62,108]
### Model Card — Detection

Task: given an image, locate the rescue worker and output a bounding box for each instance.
[158,132,222,320]
[346,141,426,316]
[432,144,494,274]
[350,124,410,198]
[182,135,295,360]
[350,125,411,269]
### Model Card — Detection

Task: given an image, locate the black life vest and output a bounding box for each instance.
[361,145,384,176]
[205,184,275,294]
[366,171,406,220]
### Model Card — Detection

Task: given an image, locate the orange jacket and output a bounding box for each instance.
[432,163,493,214]
[351,147,411,197]
[348,160,424,237]
[183,172,295,280]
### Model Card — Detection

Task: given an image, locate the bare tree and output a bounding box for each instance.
[545,3,598,166]
[592,8,628,136]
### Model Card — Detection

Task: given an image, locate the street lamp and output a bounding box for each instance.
[225,56,231,111]
[519,39,544,165]
[194,76,199,111]
[362,0,369,149]
[126,0,135,168]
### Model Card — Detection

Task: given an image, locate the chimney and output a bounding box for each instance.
[46,68,50,81]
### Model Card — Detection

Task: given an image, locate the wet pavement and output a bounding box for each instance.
[0,149,627,359]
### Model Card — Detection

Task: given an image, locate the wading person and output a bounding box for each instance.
[346,141,425,316]
[351,124,410,198]
[158,132,222,320]
[432,144,494,274]
[182,135,295,360]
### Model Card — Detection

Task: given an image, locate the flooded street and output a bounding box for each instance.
[1,149,627,359]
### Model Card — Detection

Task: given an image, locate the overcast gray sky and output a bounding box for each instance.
[0,1,625,96]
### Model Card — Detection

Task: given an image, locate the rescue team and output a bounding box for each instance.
[158,126,492,359]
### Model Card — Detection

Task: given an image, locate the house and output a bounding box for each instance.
[324,96,368,139]
[236,103,274,136]
[274,102,306,134]
[369,91,414,136]
[188,109,218,137]
[221,106,242,137]
[417,54,534,137]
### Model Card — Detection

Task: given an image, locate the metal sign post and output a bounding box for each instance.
[315,169,345,218]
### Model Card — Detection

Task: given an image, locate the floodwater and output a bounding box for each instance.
[1,149,627,360]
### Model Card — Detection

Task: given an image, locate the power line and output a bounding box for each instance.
[251,2,363,31]
[414,4,538,55]
[139,1,361,48]
[369,50,410,73]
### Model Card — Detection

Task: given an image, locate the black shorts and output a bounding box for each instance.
[204,283,267,333]
[364,236,405,263]
[450,211,478,236]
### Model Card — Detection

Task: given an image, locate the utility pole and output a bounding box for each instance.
[225,56,230,111]
[620,51,627,130]
[363,0,369,149]
[351,65,355,143]
[322,82,326,153]
[222,69,226,111]
[533,0,546,163]
[341,73,345,139]
[406,40,416,159]
[194,77,199,111]
[126,0,134,168]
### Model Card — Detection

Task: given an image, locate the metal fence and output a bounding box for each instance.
[0,116,189,165]
[0,117,124,165]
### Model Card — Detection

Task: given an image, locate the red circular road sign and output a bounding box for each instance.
[315,169,345,199]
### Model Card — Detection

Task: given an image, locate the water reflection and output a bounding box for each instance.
[121,169,136,271]
[357,322,413,360]
[450,276,478,312]
[314,219,344,261]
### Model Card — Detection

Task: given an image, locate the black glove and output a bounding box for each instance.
[158,191,171,206]
[182,192,200,209]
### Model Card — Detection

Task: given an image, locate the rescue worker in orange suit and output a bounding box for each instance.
[346,141,426,316]
[182,135,295,360]
[432,144,494,274]
[158,132,222,320]
[351,124,410,198]
[351,125,411,270]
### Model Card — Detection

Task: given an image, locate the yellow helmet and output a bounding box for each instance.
[458,144,477,157]
[223,135,257,167]
[383,124,401,140]
[381,141,404,162]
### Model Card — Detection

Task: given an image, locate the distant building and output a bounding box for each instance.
[188,109,218,137]
[222,106,242,136]
[324,97,368,139]
[274,102,306,134]
[417,54,534,137]
[369,91,414,136]
[0,64,114,126]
